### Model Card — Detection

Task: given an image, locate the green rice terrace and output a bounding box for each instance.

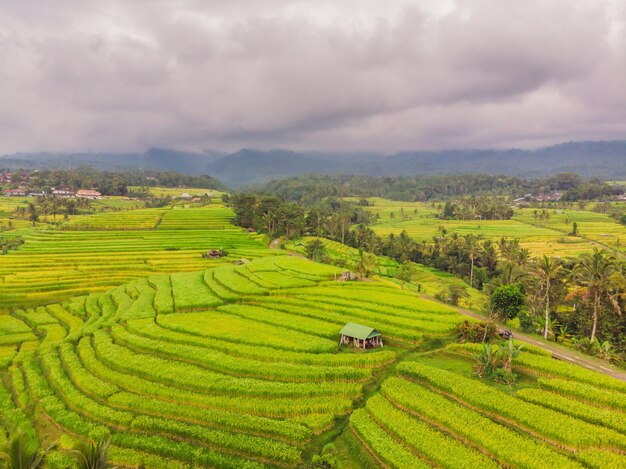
[1,200,625,468]
[0,254,625,467]
[0,204,275,311]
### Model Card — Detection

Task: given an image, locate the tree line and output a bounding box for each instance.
[255,173,623,204]
[3,167,226,196]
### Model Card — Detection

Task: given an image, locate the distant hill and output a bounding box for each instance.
[0,148,224,174]
[2,140,625,187]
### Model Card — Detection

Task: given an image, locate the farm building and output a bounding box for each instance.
[339,322,383,349]
[76,189,102,199]
[3,188,26,196]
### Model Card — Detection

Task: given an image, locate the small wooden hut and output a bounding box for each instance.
[339,322,383,349]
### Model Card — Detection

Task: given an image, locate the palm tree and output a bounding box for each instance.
[531,255,563,339]
[466,235,480,288]
[567,249,624,342]
[72,438,111,469]
[0,431,54,469]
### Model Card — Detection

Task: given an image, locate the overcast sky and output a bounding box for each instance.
[0,0,624,154]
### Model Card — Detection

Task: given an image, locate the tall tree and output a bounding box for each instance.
[531,255,564,339]
[567,249,624,342]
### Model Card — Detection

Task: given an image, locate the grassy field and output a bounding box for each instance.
[513,207,626,253]
[355,197,621,257]
[0,255,623,467]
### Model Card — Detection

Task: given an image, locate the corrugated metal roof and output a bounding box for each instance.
[340,322,381,340]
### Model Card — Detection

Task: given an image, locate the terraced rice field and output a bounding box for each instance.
[66,208,168,230]
[0,205,273,311]
[348,343,626,469]
[513,208,626,254]
[357,198,599,257]
[0,256,467,467]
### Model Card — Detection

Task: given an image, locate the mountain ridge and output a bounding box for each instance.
[2,140,625,187]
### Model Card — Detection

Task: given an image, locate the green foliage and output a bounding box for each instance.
[306,239,327,262]
[0,431,54,469]
[0,236,23,254]
[72,438,110,469]
[490,284,525,320]
[456,320,497,343]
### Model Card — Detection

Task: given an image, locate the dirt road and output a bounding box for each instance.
[451,302,626,382]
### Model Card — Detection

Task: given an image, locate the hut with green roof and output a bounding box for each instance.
[339,322,383,349]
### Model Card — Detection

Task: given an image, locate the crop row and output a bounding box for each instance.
[538,378,626,411]
[291,289,460,321]
[287,283,458,314]
[219,304,340,339]
[211,265,269,295]
[515,353,626,392]
[93,331,361,398]
[397,361,626,450]
[365,394,498,468]
[127,318,396,367]
[516,388,626,434]
[22,350,268,467]
[157,311,338,353]
[130,414,300,465]
[203,270,240,301]
[350,408,429,469]
[447,342,551,357]
[76,337,353,418]
[291,294,459,332]
[252,296,423,342]
[36,344,310,465]
[111,322,370,382]
[109,391,311,443]
[170,271,223,311]
[380,376,582,468]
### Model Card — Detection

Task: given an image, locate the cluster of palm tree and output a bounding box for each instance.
[14,196,92,224]
[401,230,625,359]
[525,249,624,345]
[0,432,110,469]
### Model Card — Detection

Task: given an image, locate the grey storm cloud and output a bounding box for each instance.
[0,0,624,153]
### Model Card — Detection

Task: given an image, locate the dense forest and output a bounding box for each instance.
[2,167,226,195]
[256,173,622,204]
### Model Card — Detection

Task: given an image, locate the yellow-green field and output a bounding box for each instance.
[128,186,227,199]
[0,204,273,311]
[513,208,626,254]
[355,198,624,257]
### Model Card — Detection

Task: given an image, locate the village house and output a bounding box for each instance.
[3,188,27,197]
[52,188,75,198]
[76,189,103,199]
[339,322,383,349]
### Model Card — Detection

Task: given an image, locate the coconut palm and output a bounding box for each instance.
[0,431,54,469]
[72,438,111,469]
[531,255,564,339]
[567,249,624,342]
